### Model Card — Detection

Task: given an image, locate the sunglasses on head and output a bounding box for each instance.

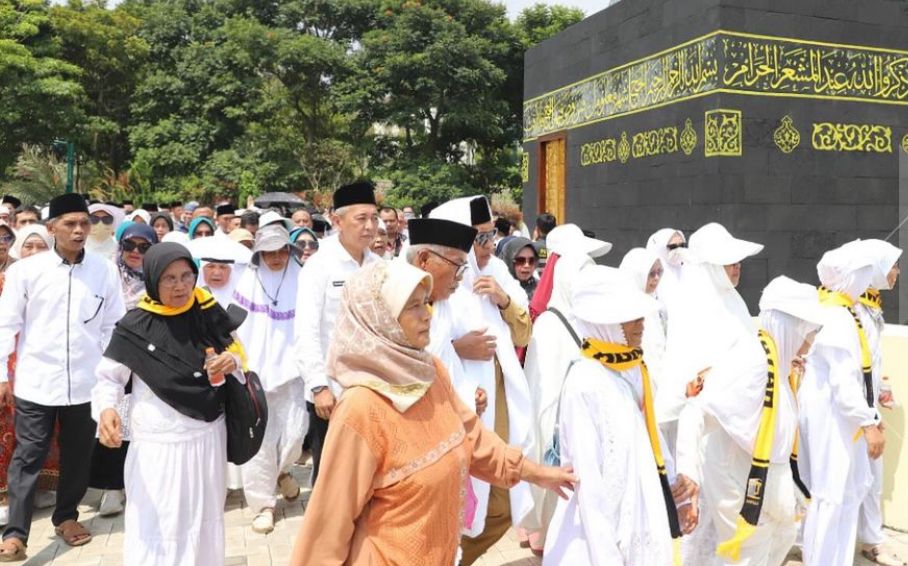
[514,256,537,267]
[121,240,153,254]
[475,229,497,246]
[90,215,115,225]
[667,242,688,250]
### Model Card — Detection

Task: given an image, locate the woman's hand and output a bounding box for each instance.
[474,387,488,416]
[678,493,700,534]
[520,460,577,500]
[671,473,699,504]
[204,352,237,376]
[99,408,122,448]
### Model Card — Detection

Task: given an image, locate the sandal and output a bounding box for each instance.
[54,520,92,547]
[0,538,26,562]
[251,508,274,534]
[278,473,300,501]
[862,546,907,566]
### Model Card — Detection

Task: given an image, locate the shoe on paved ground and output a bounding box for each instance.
[278,473,300,501]
[98,490,124,517]
[33,490,56,510]
[251,508,274,534]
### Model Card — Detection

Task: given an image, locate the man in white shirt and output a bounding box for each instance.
[0,194,125,561]
[294,181,380,485]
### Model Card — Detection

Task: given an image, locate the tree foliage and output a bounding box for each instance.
[0,0,585,205]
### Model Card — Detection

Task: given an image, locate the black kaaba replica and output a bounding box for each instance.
[522,0,908,316]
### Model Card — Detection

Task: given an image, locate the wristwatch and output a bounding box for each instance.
[311,386,328,394]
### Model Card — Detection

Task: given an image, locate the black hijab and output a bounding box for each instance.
[150,213,174,233]
[104,243,246,422]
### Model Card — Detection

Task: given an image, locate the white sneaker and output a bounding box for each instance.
[251,508,274,534]
[98,490,124,516]
[0,505,8,526]
[33,490,56,510]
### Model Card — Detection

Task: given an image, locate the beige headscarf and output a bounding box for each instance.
[328,260,437,412]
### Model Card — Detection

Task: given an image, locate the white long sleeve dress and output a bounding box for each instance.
[92,356,227,566]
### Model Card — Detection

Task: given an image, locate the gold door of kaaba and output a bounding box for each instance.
[540,137,566,222]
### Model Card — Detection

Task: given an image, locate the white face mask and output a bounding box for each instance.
[667,247,686,267]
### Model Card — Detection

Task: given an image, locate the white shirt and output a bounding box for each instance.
[0,248,125,405]
[294,235,379,402]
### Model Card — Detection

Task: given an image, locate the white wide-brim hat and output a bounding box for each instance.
[547,223,612,258]
[571,265,658,325]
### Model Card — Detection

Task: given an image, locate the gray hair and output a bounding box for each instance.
[405,243,454,264]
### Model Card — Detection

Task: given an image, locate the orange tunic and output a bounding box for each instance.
[291,358,524,566]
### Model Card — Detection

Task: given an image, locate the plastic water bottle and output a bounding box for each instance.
[205,347,225,387]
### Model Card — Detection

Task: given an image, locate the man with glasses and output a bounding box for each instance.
[0,194,125,561]
[402,218,484,410]
[430,196,535,565]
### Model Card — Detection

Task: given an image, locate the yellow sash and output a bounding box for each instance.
[716,330,811,562]
[859,288,882,311]
[818,287,874,439]
[580,339,682,544]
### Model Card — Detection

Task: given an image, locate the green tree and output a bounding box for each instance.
[0,0,85,174]
[50,0,150,175]
[514,3,584,46]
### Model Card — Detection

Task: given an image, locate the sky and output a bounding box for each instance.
[501,0,601,19]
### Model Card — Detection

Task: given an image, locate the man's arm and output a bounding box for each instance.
[99,262,127,348]
[294,257,329,392]
[0,265,28,383]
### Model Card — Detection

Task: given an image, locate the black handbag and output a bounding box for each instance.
[224,370,268,465]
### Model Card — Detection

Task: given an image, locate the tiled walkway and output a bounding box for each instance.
[14,463,908,565]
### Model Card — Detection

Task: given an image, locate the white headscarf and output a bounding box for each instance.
[656,224,763,423]
[127,209,151,225]
[571,266,659,400]
[619,247,660,292]
[9,225,52,259]
[620,248,668,384]
[646,228,686,315]
[232,243,302,391]
[817,244,875,301]
[190,236,252,307]
[841,239,901,291]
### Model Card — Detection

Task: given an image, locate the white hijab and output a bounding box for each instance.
[9,225,52,259]
[656,224,763,423]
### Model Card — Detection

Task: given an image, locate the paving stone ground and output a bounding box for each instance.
[15,462,908,565]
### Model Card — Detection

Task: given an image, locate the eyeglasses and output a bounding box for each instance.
[121,240,153,254]
[90,215,114,225]
[426,249,468,278]
[159,272,197,289]
[297,240,318,250]
[666,242,688,250]
[0,234,14,245]
[513,256,537,267]
[475,229,497,247]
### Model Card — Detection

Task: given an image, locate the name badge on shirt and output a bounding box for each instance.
[331,280,345,287]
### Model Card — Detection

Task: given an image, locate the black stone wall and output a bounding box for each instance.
[522,0,908,317]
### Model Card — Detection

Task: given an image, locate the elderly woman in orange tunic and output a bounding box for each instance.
[291,260,575,565]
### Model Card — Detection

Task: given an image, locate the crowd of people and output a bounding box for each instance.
[0,184,900,566]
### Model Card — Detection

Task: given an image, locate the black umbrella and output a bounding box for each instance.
[254,192,306,208]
